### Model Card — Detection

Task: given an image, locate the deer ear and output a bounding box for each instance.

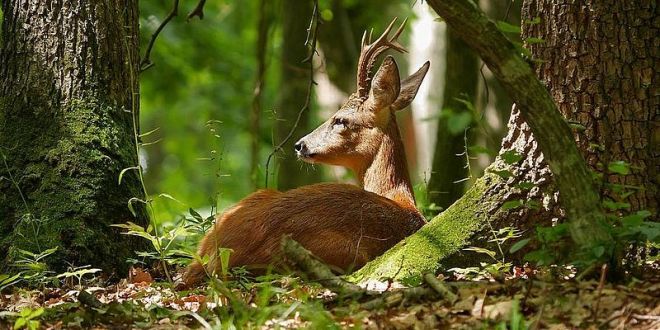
[391,61,430,111]
[364,56,400,112]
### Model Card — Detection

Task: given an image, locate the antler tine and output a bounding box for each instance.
[356,18,409,98]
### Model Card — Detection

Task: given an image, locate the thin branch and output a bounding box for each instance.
[187,0,207,21]
[264,0,320,188]
[140,0,180,72]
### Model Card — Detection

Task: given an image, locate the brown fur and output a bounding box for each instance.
[183,29,431,286]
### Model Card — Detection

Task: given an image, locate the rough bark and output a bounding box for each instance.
[275,0,321,190]
[427,29,479,209]
[522,0,658,214]
[0,0,148,273]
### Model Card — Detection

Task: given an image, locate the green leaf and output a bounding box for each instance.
[608,161,631,175]
[463,247,497,259]
[28,308,44,319]
[525,17,541,25]
[525,37,545,44]
[496,21,521,34]
[525,200,541,210]
[524,250,554,266]
[501,150,523,164]
[118,166,139,185]
[567,121,587,131]
[491,169,513,179]
[502,200,524,211]
[14,317,26,330]
[509,238,531,253]
[189,208,203,221]
[126,197,146,217]
[138,127,160,138]
[603,200,630,211]
[158,193,183,204]
[447,111,472,135]
[515,181,535,190]
[592,245,605,258]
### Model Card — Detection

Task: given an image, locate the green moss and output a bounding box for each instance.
[1,97,148,273]
[349,172,504,283]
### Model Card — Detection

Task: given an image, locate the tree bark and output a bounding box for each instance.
[427,29,479,210]
[0,0,148,273]
[522,0,658,214]
[274,0,322,190]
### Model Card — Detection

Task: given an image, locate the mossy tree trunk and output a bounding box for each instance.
[0,0,148,274]
[352,0,640,282]
[427,29,479,210]
[274,0,321,190]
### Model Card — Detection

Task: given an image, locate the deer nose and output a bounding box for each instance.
[294,140,307,156]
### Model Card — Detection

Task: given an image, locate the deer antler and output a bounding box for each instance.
[356,18,408,99]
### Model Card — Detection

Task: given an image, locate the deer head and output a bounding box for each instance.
[294,19,429,186]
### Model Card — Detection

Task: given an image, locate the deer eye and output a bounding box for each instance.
[332,117,349,128]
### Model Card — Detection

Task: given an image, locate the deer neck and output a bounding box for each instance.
[357,117,416,210]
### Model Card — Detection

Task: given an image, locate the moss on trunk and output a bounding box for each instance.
[0,0,148,274]
[351,172,504,283]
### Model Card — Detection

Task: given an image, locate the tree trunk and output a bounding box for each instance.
[522,0,658,214]
[427,29,479,210]
[0,0,148,273]
[250,0,270,189]
[274,0,321,190]
[352,0,642,282]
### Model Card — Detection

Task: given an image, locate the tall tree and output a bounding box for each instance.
[354,0,650,282]
[274,0,321,190]
[0,0,148,273]
[427,29,479,210]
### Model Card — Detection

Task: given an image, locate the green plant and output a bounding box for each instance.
[9,247,58,288]
[111,222,190,281]
[12,307,44,330]
[55,266,101,289]
[520,160,658,270]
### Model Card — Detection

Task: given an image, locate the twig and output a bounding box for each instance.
[77,290,103,308]
[592,264,608,322]
[187,0,207,21]
[264,0,320,188]
[360,287,431,310]
[282,236,446,311]
[281,236,364,297]
[141,0,180,72]
[423,273,457,302]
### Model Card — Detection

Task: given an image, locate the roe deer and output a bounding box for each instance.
[184,18,430,286]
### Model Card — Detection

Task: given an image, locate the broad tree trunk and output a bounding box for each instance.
[274,0,321,190]
[427,29,479,210]
[0,0,148,273]
[353,0,649,282]
[522,0,658,214]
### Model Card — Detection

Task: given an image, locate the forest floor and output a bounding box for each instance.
[0,264,658,329]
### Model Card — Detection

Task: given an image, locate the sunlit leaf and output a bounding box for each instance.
[509,238,531,253]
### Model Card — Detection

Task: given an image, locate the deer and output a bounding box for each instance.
[183,18,430,287]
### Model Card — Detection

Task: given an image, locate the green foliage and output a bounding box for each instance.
[9,248,58,288]
[112,221,192,280]
[522,160,657,268]
[12,307,44,330]
[413,183,443,220]
[138,1,276,222]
